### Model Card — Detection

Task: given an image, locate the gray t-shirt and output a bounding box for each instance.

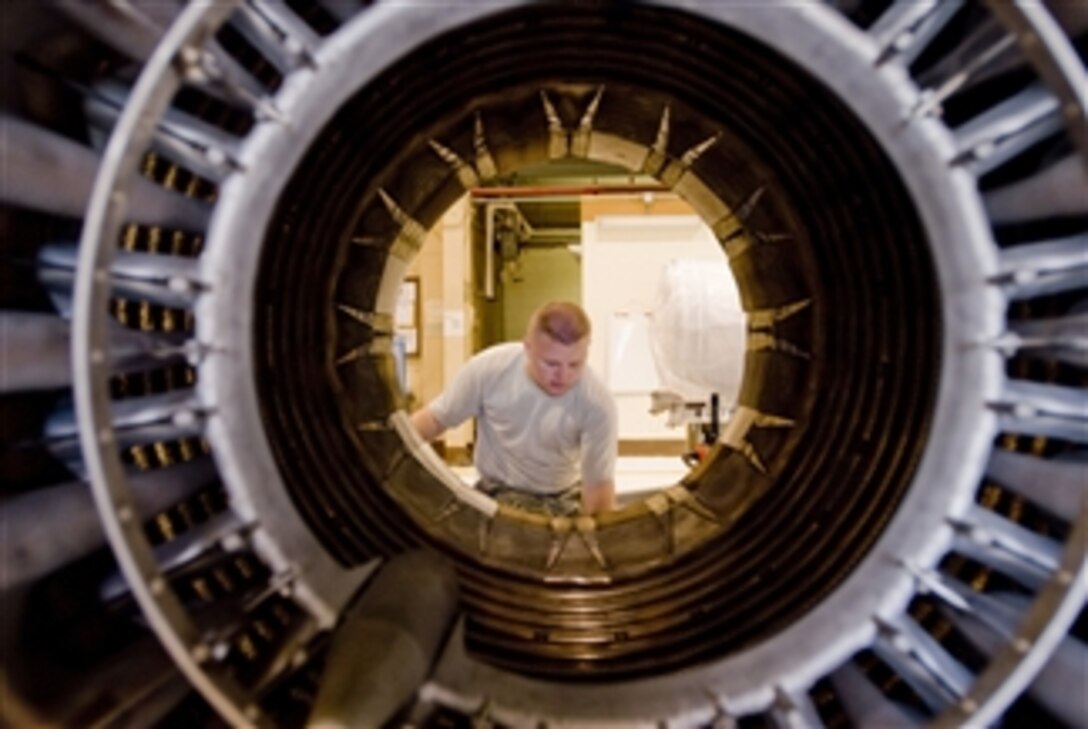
[428,342,617,495]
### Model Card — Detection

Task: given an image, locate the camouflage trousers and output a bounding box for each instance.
[478,479,582,517]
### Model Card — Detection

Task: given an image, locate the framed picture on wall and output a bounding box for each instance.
[395,277,420,356]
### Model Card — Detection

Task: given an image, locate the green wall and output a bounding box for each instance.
[500,246,583,341]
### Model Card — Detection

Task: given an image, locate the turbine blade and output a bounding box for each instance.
[1,115,211,231]
[986,448,1087,521]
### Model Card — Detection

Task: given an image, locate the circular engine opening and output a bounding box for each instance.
[255,3,940,680]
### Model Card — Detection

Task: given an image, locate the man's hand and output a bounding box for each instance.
[582,479,615,515]
[410,407,446,443]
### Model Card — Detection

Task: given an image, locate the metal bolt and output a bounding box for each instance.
[221,533,246,552]
[168,276,193,295]
[1011,267,1038,286]
[205,146,227,167]
[191,642,210,663]
[212,641,231,661]
[974,140,996,160]
[173,409,199,428]
[1012,402,1037,420]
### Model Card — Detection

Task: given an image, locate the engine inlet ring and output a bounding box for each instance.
[68,1,1087,726]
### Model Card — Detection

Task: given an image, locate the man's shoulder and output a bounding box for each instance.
[474,341,523,365]
[466,341,524,376]
[577,368,616,410]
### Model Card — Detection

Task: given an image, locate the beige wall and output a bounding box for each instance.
[581,194,743,445]
[440,198,473,449]
[405,224,444,410]
[405,196,474,453]
[581,195,693,220]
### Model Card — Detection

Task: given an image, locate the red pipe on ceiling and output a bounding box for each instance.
[470,183,670,199]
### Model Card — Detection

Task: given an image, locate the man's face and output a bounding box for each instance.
[524,330,589,396]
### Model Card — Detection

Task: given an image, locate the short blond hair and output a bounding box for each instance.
[527,301,591,345]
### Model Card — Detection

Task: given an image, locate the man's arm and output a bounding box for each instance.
[581,479,615,515]
[410,406,447,443]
